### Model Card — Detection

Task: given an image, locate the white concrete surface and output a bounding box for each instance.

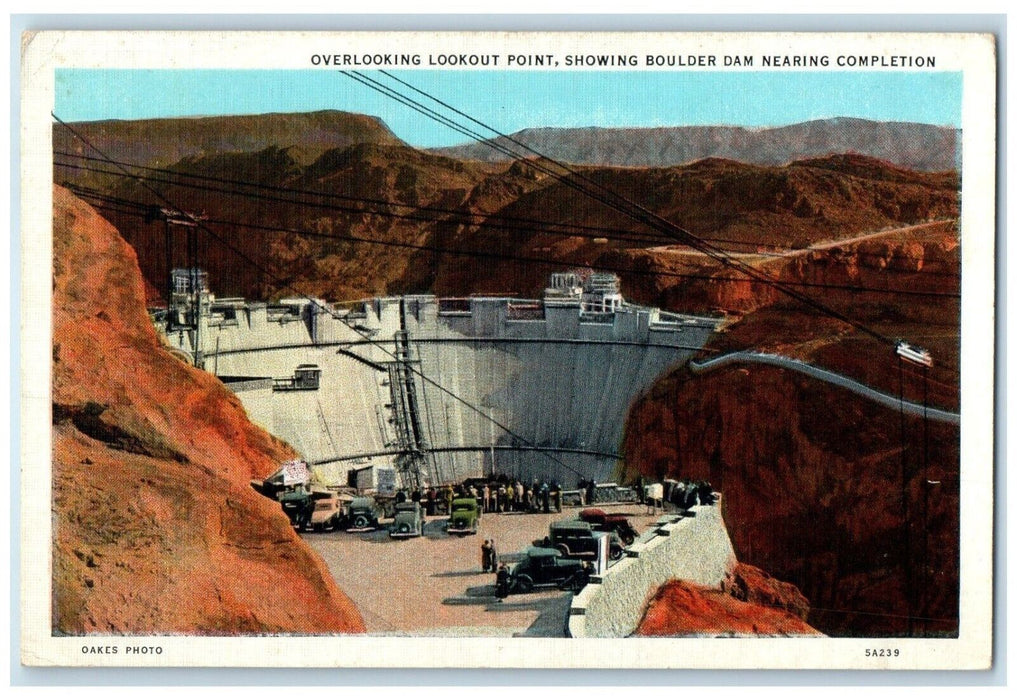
[569,502,736,638]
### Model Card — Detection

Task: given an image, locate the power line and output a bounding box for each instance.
[53,112,589,482]
[345,71,906,345]
[54,149,670,244]
[64,184,961,301]
[54,151,962,277]
[54,158,669,248]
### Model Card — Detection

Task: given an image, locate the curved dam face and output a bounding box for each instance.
[162,292,720,487]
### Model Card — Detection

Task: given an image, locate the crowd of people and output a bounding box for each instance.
[392,473,716,519]
[391,474,571,517]
[476,475,566,515]
[633,475,717,512]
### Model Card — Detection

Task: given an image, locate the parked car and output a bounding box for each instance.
[506,547,591,594]
[548,519,624,561]
[447,496,481,535]
[309,491,344,532]
[390,501,425,538]
[346,496,383,532]
[578,508,639,545]
[279,485,314,531]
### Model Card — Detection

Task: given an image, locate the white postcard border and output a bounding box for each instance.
[19,30,998,670]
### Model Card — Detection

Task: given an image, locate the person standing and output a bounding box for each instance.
[481,540,493,572]
[495,563,509,599]
[489,538,498,571]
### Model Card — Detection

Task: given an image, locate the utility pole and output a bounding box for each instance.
[159,208,207,368]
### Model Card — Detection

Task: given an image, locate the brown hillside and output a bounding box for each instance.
[80,143,502,303]
[51,184,365,634]
[430,118,960,172]
[54,109,402,172]
[435,155,958,300]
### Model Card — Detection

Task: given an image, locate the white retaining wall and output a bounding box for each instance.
[569,501,736,638]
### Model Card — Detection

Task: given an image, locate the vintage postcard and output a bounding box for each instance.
[19,30,996,669]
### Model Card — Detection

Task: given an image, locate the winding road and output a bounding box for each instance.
[690,351,960,425]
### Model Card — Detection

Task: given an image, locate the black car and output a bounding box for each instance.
[506,547,591,594]
[549,519,625,561]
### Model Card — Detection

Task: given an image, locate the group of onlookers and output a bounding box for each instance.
[633,475,717,512]
[477,476,564,514]
[396,472,716,519]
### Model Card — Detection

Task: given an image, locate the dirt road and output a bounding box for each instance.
[646,220,955,259]
[304,504,663,637]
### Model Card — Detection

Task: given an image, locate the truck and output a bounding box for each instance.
[349,464,398,497]
[308,490,345,532]
[346,496,384,532]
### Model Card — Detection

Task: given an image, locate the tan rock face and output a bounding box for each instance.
[51,185,365,634]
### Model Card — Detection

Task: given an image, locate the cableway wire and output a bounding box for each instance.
[54,152,962,277]
[351,69,902,346]
[61,182,962,301]
[53,111,589,482]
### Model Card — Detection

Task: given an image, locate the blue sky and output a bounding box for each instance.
[54,69,962,148]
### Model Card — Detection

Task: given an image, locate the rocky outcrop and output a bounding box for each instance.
[51,185,365,634]
[435,155,959,301]
[637,577,820,637]
[727,563,811,621]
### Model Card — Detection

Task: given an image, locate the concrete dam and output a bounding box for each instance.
[157,271,721,488]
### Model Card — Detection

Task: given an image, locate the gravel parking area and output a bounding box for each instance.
[304,504,665,637]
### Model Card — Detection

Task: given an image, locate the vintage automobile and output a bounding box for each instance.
[578,508,639,545]
[447,496,482,535]
[278,485,315,531]
[346,496,384,532]
[390,501,425,538]
[505,547,591,594]
[548,519,624,561]
[309,490,344,532]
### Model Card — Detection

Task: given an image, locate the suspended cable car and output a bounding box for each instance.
[896,341,934,368]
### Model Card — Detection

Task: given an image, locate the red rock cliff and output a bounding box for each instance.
[623,364,959,637]
[51,185,365,634]
[637,563,820,637]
